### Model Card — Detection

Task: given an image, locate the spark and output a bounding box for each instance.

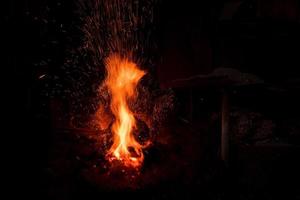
[38,74,46,79]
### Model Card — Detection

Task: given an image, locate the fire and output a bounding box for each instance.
[104,54,146,168]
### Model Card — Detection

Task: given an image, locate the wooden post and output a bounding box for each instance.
[221,89,229,165]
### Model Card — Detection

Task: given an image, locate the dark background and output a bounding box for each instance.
[6,0,300,199]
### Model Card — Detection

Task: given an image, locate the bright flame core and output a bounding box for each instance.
[104,54,146,168]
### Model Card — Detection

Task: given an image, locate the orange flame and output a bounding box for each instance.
[104,54,146,168]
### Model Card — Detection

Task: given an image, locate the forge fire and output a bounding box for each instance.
[103,54,148,168]
[80,0,167,170]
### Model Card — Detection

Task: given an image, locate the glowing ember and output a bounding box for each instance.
[104,54,146,168]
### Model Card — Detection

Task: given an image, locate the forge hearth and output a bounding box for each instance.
[45,116,210,192]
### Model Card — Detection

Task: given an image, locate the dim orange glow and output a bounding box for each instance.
[104,54,146,168]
